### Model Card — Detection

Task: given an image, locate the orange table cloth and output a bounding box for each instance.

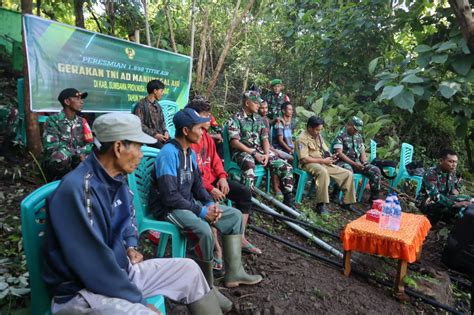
[341,213,432,263]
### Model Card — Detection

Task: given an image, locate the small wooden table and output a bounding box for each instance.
[341,212,431,299]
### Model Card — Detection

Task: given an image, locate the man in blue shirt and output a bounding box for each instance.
[150,108,263,312]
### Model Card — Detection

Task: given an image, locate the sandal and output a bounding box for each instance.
[242,243,262,255]
[212,257,223,271]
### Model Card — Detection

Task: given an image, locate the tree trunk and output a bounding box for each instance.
[206,0,255,98]
[86,1,103,33]
[165,3,177,53]
[74,0,85,28]
[22,0,42,156]
[36,0,41,16]
[142,0,151,46]
[134,29,140,44]
[195,8,209,93]
[242,67,249,93]
[449,0,474,53]
[105,0,115,35]
[189,0,197,58]
[207,32,213,77]
[156,29,162,48]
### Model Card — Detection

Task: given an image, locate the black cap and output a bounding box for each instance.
[173,107,210,130]
[58,88,88,103]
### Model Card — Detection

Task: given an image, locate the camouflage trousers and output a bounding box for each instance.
[337,162,381,194]
[233,151,294,193]
[42,149,82,181]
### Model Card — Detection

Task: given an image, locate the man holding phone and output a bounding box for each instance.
[149,108,262,313]
[296,116,357,215]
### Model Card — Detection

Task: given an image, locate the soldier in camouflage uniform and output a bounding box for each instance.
[42,88,93,181]
[331,116,381,201]
[417,148,472,224]
[226,90,296,208]
[264,79,290,120]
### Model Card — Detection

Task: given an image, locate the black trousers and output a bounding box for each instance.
[218,179,253,215]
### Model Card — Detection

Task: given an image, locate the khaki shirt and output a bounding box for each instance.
[296,130,330,167]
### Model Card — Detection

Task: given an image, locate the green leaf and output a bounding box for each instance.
[311,97,324,114]
[414,45,432,53]
[436,41,457,52]
[374,79,388,91]
[409,86,425,96]
[459,38,471,55]
[401,74,424,84]
[295,106,315,119]
[416,54,431,67]
[431,54,448,64]
[381,85,404,100]
[438,81,461,99]
[393,89,415,111]
[368,57,379,74]
[451,55,473,76]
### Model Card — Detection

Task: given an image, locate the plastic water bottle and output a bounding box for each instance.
[379,196,393,229]
[389,201,402,231]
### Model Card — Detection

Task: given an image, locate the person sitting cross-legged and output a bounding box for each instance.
[187,96,262,258]
[149,108,263,313]
[227,90,297,208]
[331,116,382,201]
[42,113,221,315]
[295,116,357,215]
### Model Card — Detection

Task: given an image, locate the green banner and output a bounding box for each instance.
[24,15,192,112]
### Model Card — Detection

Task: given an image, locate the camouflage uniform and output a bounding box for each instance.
[42,111,93,181]
[331,127,381,195]
[264,92,290,120]
[0,105,19,144]
[417,165,471,223]
[226,110,294,193]
[133,97,167,148]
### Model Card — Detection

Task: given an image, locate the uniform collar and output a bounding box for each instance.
[239,109,257,121]
[84,153,126,190]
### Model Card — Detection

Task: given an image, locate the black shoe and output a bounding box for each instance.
[330,188,341,204]
[342,204,363,214]
[315,203,329,215]
[369,191,381,202]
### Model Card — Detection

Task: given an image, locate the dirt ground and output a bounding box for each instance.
[0,142,471,315]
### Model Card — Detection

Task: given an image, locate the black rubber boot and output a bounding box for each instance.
[222,234,263,288]
[187,288,222,315]
[196,260,233,313]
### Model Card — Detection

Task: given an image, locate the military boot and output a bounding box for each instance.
[222,234,263,288]
[283,192,297,209]
[196,259,233,313]
[187,288,222,315]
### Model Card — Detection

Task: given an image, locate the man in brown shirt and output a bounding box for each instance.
[133,80,169,149]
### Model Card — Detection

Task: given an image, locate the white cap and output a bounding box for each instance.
[92,113,157,144]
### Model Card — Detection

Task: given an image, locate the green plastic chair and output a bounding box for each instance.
[21,183,167,315]
[391,142,423,197]
[131,99,178,138]
[222,124,270,192]
[128,146,187,258]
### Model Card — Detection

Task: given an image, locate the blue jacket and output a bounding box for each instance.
[150,139,213,218]
[42,154,145,305]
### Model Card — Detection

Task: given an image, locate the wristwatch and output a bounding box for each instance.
[251,150,257,157]
[127,246,137,251]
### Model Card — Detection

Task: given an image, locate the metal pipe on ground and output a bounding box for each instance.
[252,206,340,239]
[251,197,343,258]
[250,225,464,315]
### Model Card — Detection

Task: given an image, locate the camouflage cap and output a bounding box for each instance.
[270,79,283,86]
[350,116,364,131]
[243,90,264,104]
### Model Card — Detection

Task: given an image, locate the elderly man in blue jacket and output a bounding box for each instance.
[42,113,221,314]
[149,107,263,313]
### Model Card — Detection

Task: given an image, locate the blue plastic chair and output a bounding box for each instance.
[128,146,187,258]
[391,142,423,197]
[292,150,311,204]
[131,99,178,138]
[222,124,270,192]
[21,181,166,315]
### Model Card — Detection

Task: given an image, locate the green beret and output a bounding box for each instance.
[270,79,283,86]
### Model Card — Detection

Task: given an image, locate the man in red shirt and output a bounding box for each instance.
[188,97,262,260]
